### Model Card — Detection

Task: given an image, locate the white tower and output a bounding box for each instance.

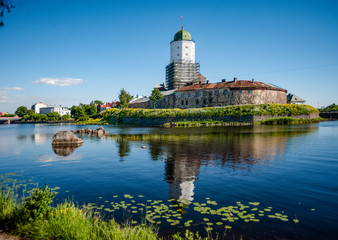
[166,27,200,90]
[170,27,195,63]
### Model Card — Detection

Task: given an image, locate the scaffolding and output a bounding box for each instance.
[166,61,200,90]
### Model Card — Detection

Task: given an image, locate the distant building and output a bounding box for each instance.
[32,102,47,114]
[0,112,9,116]
[287,94,305,104]
[40,106,70,116]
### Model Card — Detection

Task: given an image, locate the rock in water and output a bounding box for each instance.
[52,131,84,146]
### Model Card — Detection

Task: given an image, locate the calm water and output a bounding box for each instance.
[0,122,337,239]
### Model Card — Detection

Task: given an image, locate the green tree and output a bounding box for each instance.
[15,106,28,117]
[47,112,61,121]
[90,100,103,105]
[61,114,70,120]
[71,106,87,118]
[118,88,133,108]
[89,105,97,116]
[150,88,163,108]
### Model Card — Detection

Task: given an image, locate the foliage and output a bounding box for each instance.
[61,114,70,120]
[257,117,325,125]
[0,186,158,240]
[91,100,103,105]
[15,106,28,117]
[320,103,338,112]
[47,112,61,121]
[71,105,86,118]
[118,88,133,108]
[18,186,56,223]
[101,104,319,120]
[1,113,15,117]
[150,88,164,102]
[0,0,15,27]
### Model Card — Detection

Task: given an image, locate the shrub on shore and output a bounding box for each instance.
[100,104,319,120]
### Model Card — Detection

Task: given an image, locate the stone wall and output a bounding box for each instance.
[130,87,287,109]
[174,89,287,109]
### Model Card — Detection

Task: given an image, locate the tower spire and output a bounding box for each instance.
[179,16,184,29]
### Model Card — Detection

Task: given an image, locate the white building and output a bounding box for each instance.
[39,106,71,116]
[166,27,201,90]
[32,102,47,114]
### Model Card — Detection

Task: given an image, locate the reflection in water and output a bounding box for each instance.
[110,125,318,203]
[52,143,83,156]
[36,154,82,166]
[32,134,47,145]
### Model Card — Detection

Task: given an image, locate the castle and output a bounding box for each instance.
[130,27,287,109]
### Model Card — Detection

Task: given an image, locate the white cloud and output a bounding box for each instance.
[33,77,84,87]
[0,87,24,91]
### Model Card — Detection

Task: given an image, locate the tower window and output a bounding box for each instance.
[177,54,179,56]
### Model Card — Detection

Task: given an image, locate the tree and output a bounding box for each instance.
[61,114,70,120]
[89,105,97,116]
[15,106,28,117]
[90,100,103,105]
[150,88,163,108]
[71,106,86,118]
[0,0,15,27]
[118,88,133,108]
[47,112,61,121]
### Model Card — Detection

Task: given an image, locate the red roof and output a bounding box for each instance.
[176,80,287,93]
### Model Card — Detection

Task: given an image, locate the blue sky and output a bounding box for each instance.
[1,0,338,113]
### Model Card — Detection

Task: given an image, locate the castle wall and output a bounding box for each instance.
[130,88,287,109]
[173,88,286,109]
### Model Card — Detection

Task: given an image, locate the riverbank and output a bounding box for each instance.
[98,104,320,127]
[0,186,202,240]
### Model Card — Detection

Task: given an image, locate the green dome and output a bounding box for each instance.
[173,27,192,41]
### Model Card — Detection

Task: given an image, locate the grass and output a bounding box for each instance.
[257,117,326,125]
[0,186,159,240]
[0,186,213,240]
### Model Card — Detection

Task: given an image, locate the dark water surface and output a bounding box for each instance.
[0,122,337,239]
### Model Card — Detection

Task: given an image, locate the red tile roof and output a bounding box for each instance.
[176,80,287,93]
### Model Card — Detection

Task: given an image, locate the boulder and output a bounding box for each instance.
[52,131,84,146]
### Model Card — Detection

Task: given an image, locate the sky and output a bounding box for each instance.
[1,0,338,113]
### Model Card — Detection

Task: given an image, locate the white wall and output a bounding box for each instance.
[170,40,195,63]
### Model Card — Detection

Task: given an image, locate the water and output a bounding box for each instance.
[0,122,337,239]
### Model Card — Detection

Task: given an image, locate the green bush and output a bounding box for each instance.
[17,186,56,223]
[101,104,319,120]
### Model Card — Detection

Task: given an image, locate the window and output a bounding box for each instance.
[209,98,212,104]
[185,46,188,48]
[203,99,207,105]
[188,93,191,97]
[177,46,179,49]
[196,99,199,105]
[239,90,242,94]
[196,92,200,97]
[209,92,213,96]
[186,100,188,105]
[203,92,207,96]
[181,100,184,105]
[223,90,227,95]
[177,54,179,56]
[215,91,219,96]
[186,53,188,56]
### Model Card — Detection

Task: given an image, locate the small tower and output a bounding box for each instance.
[166,27,200,90]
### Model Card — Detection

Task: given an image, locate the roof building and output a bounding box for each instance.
[39,106,70,116]
[287,94,305,104]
